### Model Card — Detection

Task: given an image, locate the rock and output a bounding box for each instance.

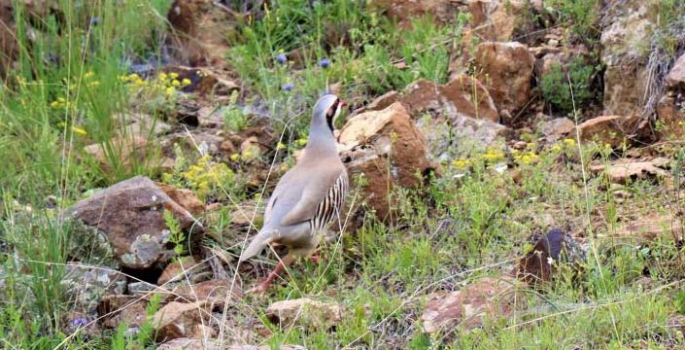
[158,256,206,285]
[165,66,239,96]
[421,277,516,334]
[538,117,575,142]
[467,0,526,41]
[162,130,224,157]
[116,112,171,138]
[229,200,263,227]
[156,339,305,350]
[656,94,685,139]
[99,295,148,330]
[159,184,205,217]
[402,77,499,122]
[166,0,235,67]
[372,0,460,29]
[265,298,342,331]
[339,102,435,221]
[600,0,657,116]
[83,136,150,173]
[66,176,201,269]
[156,338,218,350]
[351,91,400,116]
[475,41,535,118]
[575,115,630,148]
[667,53,685,90]
[439,75,500,122]
[589,158,671,184]
[171,279,242,310]
[128,281,156,295]
[613,213,683,241]
[62,263,126,312]
[515,229,586,285]
[240,136,261,162]
[152,301,208,341]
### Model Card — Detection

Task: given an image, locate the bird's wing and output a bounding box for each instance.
[278,163,345,227]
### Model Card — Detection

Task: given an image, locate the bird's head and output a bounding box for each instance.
[313,93,347,133]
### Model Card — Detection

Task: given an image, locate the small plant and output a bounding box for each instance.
[162,146,241,201]
[541,57,598,114]
[163,209,185,256]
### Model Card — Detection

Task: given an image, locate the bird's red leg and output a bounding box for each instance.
[249,255,294,294]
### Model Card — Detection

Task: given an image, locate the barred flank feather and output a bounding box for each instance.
[309,172,348,233]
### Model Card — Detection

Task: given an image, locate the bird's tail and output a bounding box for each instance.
[239,228,274,262]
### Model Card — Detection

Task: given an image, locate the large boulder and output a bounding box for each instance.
[600,0,658,116]
[371,0,461,29]
[66,176,202,269]
[475,41,535,120]
[666,53,685,91]
[339,102,435,221]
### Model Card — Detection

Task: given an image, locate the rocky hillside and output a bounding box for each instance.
[1,0,685,349]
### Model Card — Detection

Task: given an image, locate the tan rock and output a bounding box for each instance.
[171,279,242,310]
[421,277,516,334]
[468,0,526,41]
[266,298,342,331]
[656,94,685,139]
[575,115,629,148]
[589,158,671,184]
[400,77,499,122]
[613,213,683,241]
[159,184,205,216]
[339,102,435,221]
[600,0,657,116]
[371,0,461,29]
[83,136,150,173]
[667,53,685,90]
[157,256,206,285]
[538,117,575,142]
[153,301,208,341]
[475,41,535,118]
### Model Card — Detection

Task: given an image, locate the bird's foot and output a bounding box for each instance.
[246,281,271,295]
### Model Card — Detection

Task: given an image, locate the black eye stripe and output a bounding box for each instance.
[326,99,340,119]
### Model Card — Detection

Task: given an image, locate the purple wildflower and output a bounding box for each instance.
[71,318,89,327]
[90,17,100,25]
[282,83,294,91]
[276,53,287,64]
[319,58,331,68]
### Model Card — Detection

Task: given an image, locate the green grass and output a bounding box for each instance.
[2,0,685,349]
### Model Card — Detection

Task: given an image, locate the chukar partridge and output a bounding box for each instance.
[240,94,349,293]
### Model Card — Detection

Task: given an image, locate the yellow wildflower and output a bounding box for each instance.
[158,72,168,81]
[551,144,562,152]
[296,138,308,147]
[181,78,192,86]
[519,152,540,165]
[171,79,181,87]
[277,142,286,150]
[169,72,179,80]
[84,71,95,79]
[230,153,241,162]
[452,159,471,169]
[482,149,505,163]
[71,126,88,136]
[165,86,175,96]
[563,138,576,147]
